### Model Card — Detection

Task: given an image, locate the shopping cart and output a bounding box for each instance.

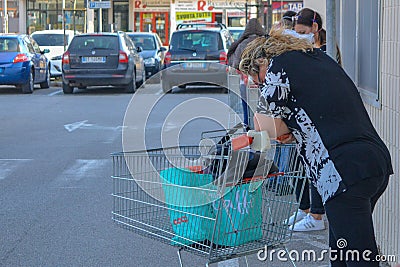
[111,130,306,266]
[227,67,259,129]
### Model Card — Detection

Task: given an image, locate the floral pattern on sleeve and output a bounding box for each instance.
[257,64,291,119]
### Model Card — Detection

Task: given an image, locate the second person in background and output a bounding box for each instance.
[227,18,266,126]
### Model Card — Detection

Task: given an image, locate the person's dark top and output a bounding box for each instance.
[227,18,265,69]
[257,49,393,203]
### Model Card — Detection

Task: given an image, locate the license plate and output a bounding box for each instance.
[182,62,205,69]
[82,56,106,63]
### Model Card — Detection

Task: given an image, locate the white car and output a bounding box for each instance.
[31,30,77,77]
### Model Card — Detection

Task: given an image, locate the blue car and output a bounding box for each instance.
[0,34,50,93]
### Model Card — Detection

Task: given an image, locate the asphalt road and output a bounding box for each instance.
[0,81,330,267]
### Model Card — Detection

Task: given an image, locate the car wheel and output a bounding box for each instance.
[21,70,34,94]
[40,67,51,89]
[125,72,136,93]
[162,81,171,93]
[62,82,74,94]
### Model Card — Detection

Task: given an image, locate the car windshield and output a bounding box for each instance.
[69,36,119,51]
[170,31,222,52]
[31,34,66,46]
[0,38,19,52]
[129,35,156,51]
[230,30,244,41]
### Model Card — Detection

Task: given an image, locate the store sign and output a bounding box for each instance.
[271,1,303,13]
[134,0,170,10]
[88,1,111,9]
[175,0,246,11]
[227,11,246,17]
[209,0,245,9]
[176,12,212,24]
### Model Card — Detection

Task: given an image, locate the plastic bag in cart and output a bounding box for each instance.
[206,143,279,185]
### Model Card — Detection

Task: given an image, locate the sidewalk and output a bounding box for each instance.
[248,222,330,267]
[215,221,391,267]
[233,222,331,266]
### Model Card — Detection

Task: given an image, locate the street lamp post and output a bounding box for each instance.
[2,0,8,33]
[63,0,66,51]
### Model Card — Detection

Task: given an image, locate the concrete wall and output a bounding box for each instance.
[303,0,326,25]
[367,1,400,265]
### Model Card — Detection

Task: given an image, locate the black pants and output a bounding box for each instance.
[324,175,390,267]
[295,178,325,214]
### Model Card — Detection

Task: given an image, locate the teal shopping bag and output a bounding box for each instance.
[159,167,214,245]
[209,181,263,246]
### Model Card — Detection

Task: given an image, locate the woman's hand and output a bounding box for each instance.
[276,133,295,144]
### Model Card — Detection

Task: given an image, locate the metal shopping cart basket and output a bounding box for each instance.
[227,68,259,129]
[111,130,306,266]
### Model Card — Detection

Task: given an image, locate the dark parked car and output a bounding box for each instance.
[62,32,145,94]
[0,34,50,93]
[162,23,234,93]
[127,32,167,79]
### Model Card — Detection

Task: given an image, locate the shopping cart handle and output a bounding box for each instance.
[231,134,253,151]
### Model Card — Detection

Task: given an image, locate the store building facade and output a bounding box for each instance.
[8,0,302,45]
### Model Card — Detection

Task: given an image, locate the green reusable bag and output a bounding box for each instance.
[159,167,214,246]
[208,181,263,246]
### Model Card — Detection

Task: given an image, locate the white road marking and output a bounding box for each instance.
[0,159,33,180]
[64,120,90,132]
[52,159,108,187]
[47,90,63,96]
[217,258,239,267]
[64,120,124,132]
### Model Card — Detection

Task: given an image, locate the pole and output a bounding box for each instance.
[99,0,102,32]
[326,0,337,61]
[266,0,272,32]
[245,1,248,24]
[3,0,8,33]
[73,0,76,34]
[63,0,66,51]
[257,0,262,20]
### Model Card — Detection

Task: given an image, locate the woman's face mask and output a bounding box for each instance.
[283,29,314,44]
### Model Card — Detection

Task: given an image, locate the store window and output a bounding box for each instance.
[134,12,170,46]
[340,0,380,107]
[26,0,86,33]
[94,8,109,32]
[113,1,129,32]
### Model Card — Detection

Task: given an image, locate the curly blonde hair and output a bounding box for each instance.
[239,29,314,76]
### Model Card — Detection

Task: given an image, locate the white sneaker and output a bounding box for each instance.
[289,214,325,232]
[284,209,308,226]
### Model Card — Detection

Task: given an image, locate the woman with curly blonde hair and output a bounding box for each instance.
[240,30,393,267]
